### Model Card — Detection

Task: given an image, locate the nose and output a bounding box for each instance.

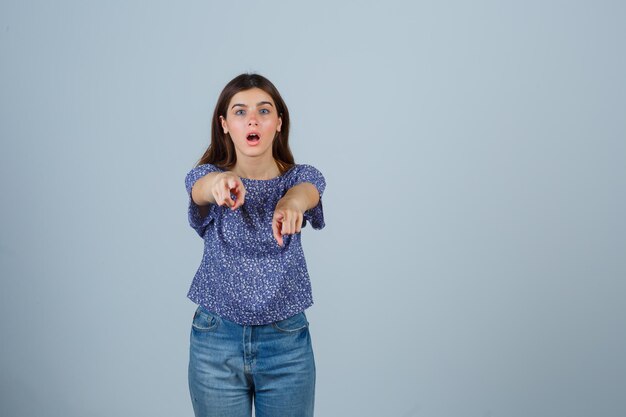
[247,114,258,126]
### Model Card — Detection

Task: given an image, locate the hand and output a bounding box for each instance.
[272,196,305,247]
[210,172,246,210]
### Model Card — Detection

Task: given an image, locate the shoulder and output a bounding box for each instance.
[284,164,326,194]
[185,164,225,193]
[286,163,324,177]
[186,163,225,177]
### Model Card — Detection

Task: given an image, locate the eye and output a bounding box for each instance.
[259,108,270,115]
[234,109,245,116]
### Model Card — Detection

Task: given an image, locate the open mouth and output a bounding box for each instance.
[246,133,260,143]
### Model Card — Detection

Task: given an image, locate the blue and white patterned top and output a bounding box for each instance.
[184,163,326,325]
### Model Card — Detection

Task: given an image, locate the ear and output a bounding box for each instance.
[277,114,282,132]
[220,115,228,134]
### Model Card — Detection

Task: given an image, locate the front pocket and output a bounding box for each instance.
[271,312,309,333]
[191,306,219,332]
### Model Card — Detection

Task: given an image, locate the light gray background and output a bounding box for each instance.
[1,1,625,416]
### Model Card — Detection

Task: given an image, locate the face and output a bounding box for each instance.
[220,88,282,161]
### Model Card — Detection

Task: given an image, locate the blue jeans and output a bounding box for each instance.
[188,305,316,417]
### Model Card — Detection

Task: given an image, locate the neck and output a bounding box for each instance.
[232,155,280,180]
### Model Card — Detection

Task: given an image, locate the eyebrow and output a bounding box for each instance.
[231,101,274,110]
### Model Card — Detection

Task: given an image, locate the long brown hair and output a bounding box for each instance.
[194,73,295,174]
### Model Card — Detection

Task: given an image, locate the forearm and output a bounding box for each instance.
[281,182,320,213]
[191,172,221,205]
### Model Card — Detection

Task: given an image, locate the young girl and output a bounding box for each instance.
[184,73,325,417]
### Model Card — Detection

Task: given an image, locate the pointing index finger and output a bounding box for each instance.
[272,213,284,247]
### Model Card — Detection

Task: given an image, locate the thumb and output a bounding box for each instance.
[227,177,238,190]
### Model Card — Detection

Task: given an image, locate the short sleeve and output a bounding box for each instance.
[287,164,326,230]
[184,163,223,238]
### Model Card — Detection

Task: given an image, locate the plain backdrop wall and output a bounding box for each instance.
[1,1,625,416]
